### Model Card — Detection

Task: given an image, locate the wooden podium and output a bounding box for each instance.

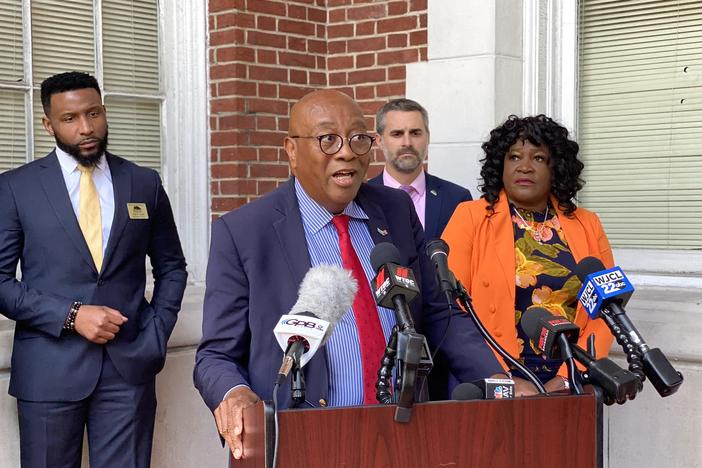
[232,393,602,468]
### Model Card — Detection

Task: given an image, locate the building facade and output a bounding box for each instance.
[0,1,699,466]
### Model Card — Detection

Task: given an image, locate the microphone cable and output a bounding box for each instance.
[272,381,281,468]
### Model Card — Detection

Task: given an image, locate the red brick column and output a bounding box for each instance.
[208,0,427,216]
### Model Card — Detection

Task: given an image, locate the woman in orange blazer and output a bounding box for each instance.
[443,114,614,395]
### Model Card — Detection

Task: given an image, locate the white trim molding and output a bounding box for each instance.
[522,0,577,133]
[161,0,210,283]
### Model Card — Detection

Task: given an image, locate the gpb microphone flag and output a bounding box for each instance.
[273,264,357,370]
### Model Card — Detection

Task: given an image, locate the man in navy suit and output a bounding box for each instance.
[0,72,187,467]
[193,89,501,460]
[369,98,472,241]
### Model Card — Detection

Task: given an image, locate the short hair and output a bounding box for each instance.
[480,114,583,215]
[40,71,102,115]
[375,98,429,134]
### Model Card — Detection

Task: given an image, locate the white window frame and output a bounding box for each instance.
[0,0,209,282]
[522,0,702,284]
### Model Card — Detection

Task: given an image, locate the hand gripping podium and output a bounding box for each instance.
[231,393,602,468]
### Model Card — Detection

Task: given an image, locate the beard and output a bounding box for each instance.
[388,147,426,174]
[55,129,109,168]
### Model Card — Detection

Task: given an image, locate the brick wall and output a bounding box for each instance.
[208,0,428,216]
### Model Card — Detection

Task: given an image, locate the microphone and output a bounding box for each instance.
[520,307,582,393]
[370,242,420,331]
[520,307,580,360]
[370,242,433,421]
[451,382,484,401]
[575,256,634,320]
[451,379,515,400]
[575,257,683,397]
[473,378,515,399]
[425,239,457,296]
[521,308,641,403]
[273,264,357,385]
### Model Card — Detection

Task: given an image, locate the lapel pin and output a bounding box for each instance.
[430,189,438,196]
[377,227,388,236]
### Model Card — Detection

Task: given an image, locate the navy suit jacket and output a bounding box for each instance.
[0,151,187,402]
[368,172,472,241]
[194,178,500,412]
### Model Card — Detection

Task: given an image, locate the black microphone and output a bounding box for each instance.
[520,307,580,360]
[273,265,357,386]
[472,378,515,399]
[451,379,515,400]
[451,382,484,401]
[370,242,433,422]
[521,308,640,403]
[520,307,582,394]
[425,239,457,296]
[575,257,683,397]
[370,242,419,332]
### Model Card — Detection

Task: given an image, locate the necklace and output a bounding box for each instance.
[513,205,549,242]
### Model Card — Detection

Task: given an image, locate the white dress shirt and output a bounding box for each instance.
[55,147,115,255]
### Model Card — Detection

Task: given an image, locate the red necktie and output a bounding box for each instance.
[332,214,385,404]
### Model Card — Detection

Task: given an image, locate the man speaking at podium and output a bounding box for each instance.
[193,90,502,460]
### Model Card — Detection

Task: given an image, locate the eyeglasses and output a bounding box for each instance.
[290,133,376,156]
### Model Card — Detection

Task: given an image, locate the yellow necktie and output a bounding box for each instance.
[78,165,103,271]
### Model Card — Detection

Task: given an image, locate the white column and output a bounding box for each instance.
[406,0,523,196]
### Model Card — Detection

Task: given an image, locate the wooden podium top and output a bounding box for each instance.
[234,393,600,468]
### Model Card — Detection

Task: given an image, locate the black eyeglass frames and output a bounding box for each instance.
[290,133,376,156]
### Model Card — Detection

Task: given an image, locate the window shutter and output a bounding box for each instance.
[0,1,26,170]
[33,91,54,158]
[0,0,24,83]
[102,0,160,94]
[0,90,26,171]
[578,0,702,249]
[102,0,162,171]
[105,96,161,170]
[31,0,95,82]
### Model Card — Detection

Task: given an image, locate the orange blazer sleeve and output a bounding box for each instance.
[558,210,616,379]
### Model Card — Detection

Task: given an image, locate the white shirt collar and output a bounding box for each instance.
[55,146,108,175]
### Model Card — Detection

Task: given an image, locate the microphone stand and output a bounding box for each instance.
[290,361,306,407]
[598,310,646,389]
[454,280,547,394]
[376,326,398,405]
[393,326,430,422]
[375,296,432,423]
[556,333,584,395]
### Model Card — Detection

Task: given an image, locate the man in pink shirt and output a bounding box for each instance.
[369,98,472,241]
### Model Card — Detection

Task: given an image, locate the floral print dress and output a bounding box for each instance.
[510,203,582,383]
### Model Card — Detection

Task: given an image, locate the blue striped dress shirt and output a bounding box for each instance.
[295,179,396,407]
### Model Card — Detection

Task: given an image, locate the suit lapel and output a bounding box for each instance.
[272,180,311,288]
[102,153,131,272]
[356,184,393,248]
[553,196,588,263]
[273,180,328,400]
[38,152,97,273]
[424,173,441,240]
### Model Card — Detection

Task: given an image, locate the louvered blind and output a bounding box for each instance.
[102,0,160,94]
[0,1,24,83]
[102,0,161,171]
[105,97,161,170]
[31,0,95,82]
[578,0,702,249]
[32,90,54,158]
[0,90,26,171]
[0,1,26,171]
